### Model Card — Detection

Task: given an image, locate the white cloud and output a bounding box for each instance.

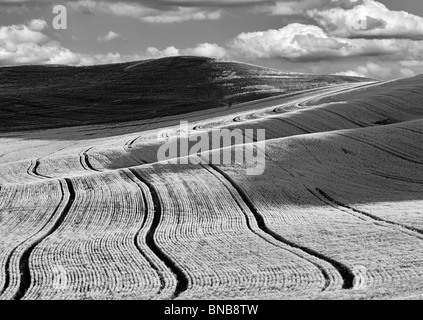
[0,19,140,66]
[0,18,228,67]
[230,23,423,63]
[400,68,415,78]
[144,43,228,59]
[28,18,48,31]
[78,52,143,65]
[332,61,413,80]
[258,0,363,15]
[0,19,77,65]
[260,0,423,39]
[1,2,422,80]
[332,70,365,77]
[97,30,121,42]
[400,60,423,68]
[68,0,222,23]
[0,20,49,45]
[307,0,423,39]
[145,46,180,58]
[183,43,228,59]
[357,61,391,79]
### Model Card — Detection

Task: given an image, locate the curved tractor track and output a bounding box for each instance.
[1,74,423,299]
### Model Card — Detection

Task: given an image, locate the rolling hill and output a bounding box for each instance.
[1,57,422,300]
[0,56,367,133]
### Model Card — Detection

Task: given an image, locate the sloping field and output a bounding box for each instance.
[210,122,423,299]
[0,81,374,182]
[131,165,340,299]
[0,180,64,299]
[0,56,365,133]
[21,171,175,300]
[0,58,423,300]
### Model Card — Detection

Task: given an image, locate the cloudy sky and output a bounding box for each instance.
[1,0,423,79]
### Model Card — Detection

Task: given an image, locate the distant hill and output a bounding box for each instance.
[0,56,369,133]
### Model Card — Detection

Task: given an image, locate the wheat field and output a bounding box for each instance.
[1,57,422,300]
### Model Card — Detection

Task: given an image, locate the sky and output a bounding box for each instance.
[1,0,423,79]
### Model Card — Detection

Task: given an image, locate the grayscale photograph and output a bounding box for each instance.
[0,0,423,305]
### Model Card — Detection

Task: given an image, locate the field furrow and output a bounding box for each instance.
[23,171,174,300]
[1,60,423,300]
[132,164,342,299]
[314,188,423,239]
[80,148,102,173]
[0,160,48,185]
[0,180,64,299]
[210,125,423,298]
[128,168,188,298]
[203,163,354,290]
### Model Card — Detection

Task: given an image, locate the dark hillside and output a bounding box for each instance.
[0,56,369,133]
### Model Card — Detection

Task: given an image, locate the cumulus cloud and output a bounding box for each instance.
[400,68,415,78]
[226,1,423,78]
[260,0,423,39]
[78,52,143,65]
[6,0,423,38]
[145,46,180,58]
[28,18,48,31]
[0,19,228,66]
[183,43,228,59]
[1,0,423,80]
[97,30,122,42]
[307,0,423,39]
[144,43,228,59]
[357,61,391,78]
[331,62,387,79]
[0,19,141,65]
[230,23,423,62]
[333,61,420,79]
[332,70,365,77]
[0,19,78,65]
